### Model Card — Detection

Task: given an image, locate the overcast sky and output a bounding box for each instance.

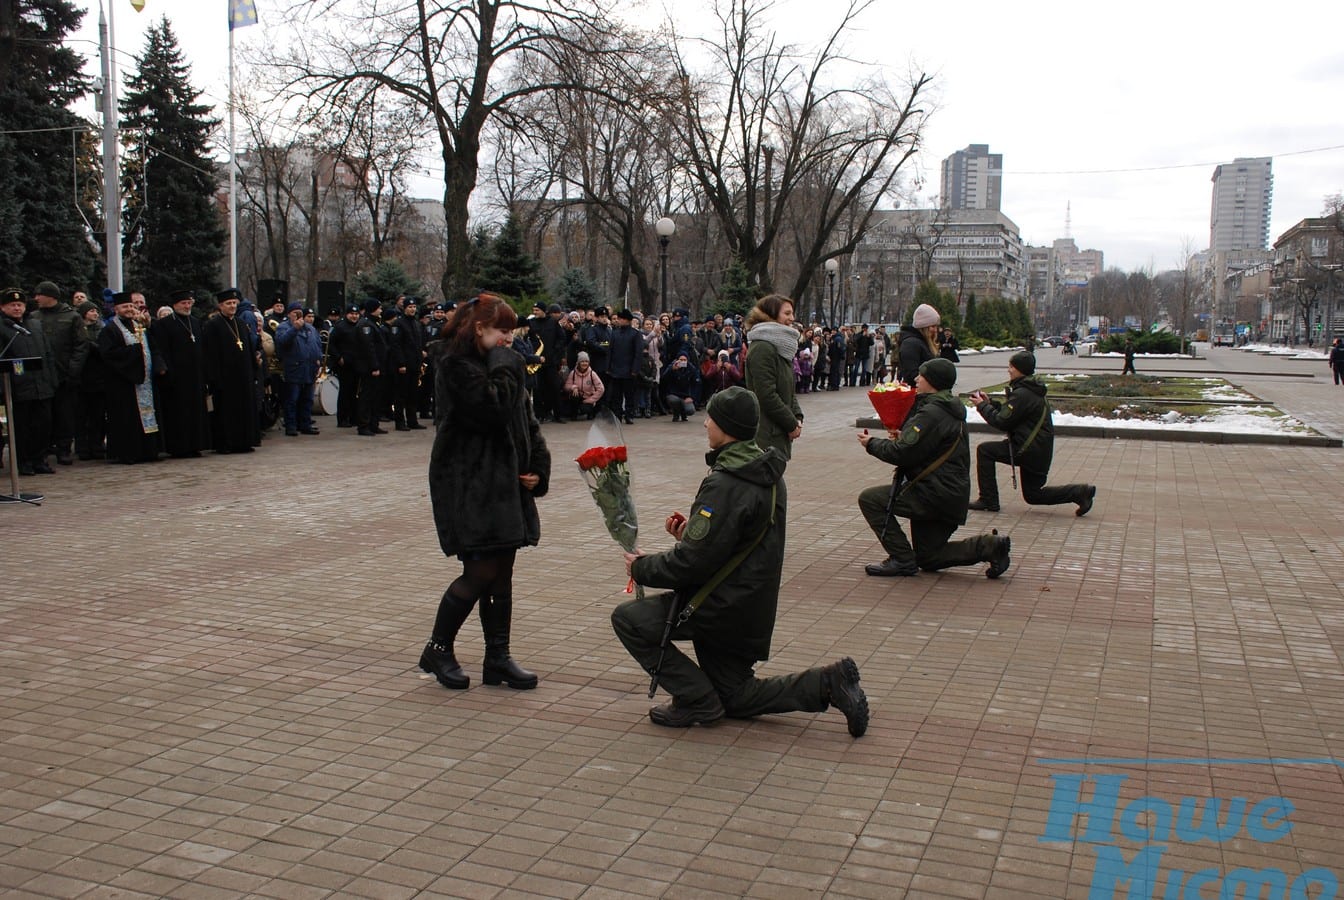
[73,0,1344,273]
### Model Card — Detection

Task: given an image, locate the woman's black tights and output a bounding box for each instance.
[433,551,516,638]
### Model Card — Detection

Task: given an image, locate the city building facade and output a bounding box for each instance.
[940,144,1002,212]
[1209,157,1273,253]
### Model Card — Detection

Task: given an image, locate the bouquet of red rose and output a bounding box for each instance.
[868,381,918,430]
[576,414,641,598]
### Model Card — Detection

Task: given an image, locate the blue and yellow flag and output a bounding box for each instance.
[229,0,258,30]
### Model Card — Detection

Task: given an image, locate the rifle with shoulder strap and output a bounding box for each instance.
[648,484,777,698]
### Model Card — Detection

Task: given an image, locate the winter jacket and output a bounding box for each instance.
[631,439,787,661]
[896,325,935,385]
[563,365,605,404]
[34,302,92,385]
[743,339,802,460]
[863,389,969,525]
[0,313,58,402]
[975,375,1054,473]
[606,324,643,379]
[274,321,324,384]
[430,345,551,558]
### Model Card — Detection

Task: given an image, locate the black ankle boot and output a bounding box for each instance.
[419,590,475,689]
[479,597,538,689]
[419,640,469,689]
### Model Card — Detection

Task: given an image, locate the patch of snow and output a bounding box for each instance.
[965,404,1308,435]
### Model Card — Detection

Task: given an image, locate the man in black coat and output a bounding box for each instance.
[352,300,385,435]
[201,288,259,454]
[968,351,1097,516]
[326,305,360,427]
[606,308,643,424]
[1,287,59,475]
[149,289,209,458]
[580,306,613,406]
[389,298,426,430]
[530,303,568,423]
[96,292,163,464]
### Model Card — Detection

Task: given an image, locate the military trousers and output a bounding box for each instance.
[858,483,994,572]
[611,591,826,718]
[975,439,1087,508]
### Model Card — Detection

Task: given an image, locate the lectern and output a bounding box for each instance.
[1,356,45,505]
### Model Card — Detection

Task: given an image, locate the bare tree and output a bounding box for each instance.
[271,0,640,300]
[668,0,931,301]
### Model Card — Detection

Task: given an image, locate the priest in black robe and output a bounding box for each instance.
[202,288,259,454]
[95,292,162,464]
[149,289,209,458]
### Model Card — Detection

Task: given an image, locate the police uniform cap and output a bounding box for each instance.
[706,386,760,440]
[361,298,381,313]
[594,306,609,317]
[615,308,635,321]
[303,308,315,316]
[403,296,420,307]
[381,307,399,320]
[345,304,361,314]
[2,287,25,305]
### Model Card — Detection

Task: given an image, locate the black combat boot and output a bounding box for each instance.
[1075,485,1097,517]
[822,657,869,738]
[419,590,475,690]
[984,531,1012,579]
[479,597,538,689]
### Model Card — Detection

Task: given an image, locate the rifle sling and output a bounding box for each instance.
[898,429,963,496]
[1017,402,1050,455]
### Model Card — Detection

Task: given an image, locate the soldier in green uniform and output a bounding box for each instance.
[858,358,1012,578]
[967,350,1097,516]
[612,386,869,737]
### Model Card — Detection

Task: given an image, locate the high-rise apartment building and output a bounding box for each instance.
[1209,157,1272,252]
[940,144,1002,211]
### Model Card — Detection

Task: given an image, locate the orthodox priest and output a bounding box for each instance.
[96,291,162,464]
[149,289,209,458]
[202,288,259,454]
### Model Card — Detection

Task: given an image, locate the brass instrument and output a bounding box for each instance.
[526,337,544,375]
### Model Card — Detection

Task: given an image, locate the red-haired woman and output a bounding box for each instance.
[421,294,551,691]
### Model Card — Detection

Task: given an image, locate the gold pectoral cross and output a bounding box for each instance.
[236,339,243,350]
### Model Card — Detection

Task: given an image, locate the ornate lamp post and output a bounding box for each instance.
[825,258,838,324]
[656,217,676,311]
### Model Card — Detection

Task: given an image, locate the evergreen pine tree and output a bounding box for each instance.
[551,267,598,310]
[350,258,423,305]
[120,16,225,305]
[0,0,94,290]
[711,258,756,318]
[477,214,544,300]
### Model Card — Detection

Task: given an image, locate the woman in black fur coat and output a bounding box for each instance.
[420,294,551,691]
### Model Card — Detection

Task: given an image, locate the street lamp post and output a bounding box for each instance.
[825,258,838,325]
[655,217,676,311]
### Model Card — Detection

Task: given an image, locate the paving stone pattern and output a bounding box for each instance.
[2,347,1342,897]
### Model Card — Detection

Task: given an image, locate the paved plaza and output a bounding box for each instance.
[3,347,1343,898]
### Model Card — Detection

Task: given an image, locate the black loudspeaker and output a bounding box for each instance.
[317,281,346,319]
[257,279,288,307]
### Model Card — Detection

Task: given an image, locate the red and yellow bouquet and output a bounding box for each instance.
[868,381,917,430]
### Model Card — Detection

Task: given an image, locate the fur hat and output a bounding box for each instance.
[706,386,759,440]
[1009,350,1036,376]
[919,358,957,391]
[912,303,940,329]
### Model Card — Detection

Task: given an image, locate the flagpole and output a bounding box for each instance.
[228,18,238,288]
[100,1,123,292]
